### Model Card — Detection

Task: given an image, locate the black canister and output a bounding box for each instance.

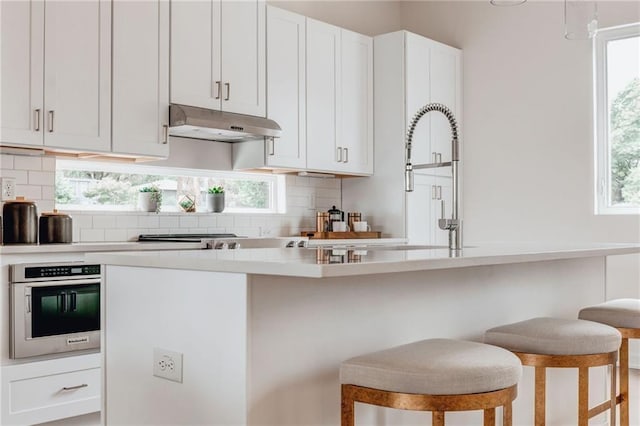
[2,197,38,244]
[39,210,73,244]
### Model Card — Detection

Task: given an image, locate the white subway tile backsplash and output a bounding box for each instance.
[138,215,160,229]
[116,215,139,228]
[93,215,117,229]
[14,156,42,171]
[1,153,343,243]
[41,156,56,171]
[15,184,42,200]
[0,154,15,171]
[81,228,105,242]
[29,170,55,186]
[2,169,29,184]
[198,216,217,228]
[179,215,198,228]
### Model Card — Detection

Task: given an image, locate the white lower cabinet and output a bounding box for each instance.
[407,174,452,246]
[1,353,101,425]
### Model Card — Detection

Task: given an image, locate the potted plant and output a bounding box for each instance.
[138,186,162,213]
[179,195,196,213]
[206,186,225,213]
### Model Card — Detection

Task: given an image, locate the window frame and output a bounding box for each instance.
[55,159,286,214]
[593,22,640,215]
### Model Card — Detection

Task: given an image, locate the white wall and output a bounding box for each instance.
[400,1,640,298]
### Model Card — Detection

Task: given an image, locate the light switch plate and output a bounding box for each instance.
[1,177,16,200]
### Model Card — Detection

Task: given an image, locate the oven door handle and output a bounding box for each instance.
[59,292,67,313]
[70,291,77,312]
[23,278,101,287]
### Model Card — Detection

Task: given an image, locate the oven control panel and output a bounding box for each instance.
[10,263,102,282]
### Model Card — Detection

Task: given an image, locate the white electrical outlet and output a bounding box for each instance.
[153,348,183,383]
[1,177,16,201]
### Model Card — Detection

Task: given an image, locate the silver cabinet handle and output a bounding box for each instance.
[214,81,221,100]
[268,137,275,156]
[437,153,442,163]
[437,185,442,200]
[62,384,88,391]
[343,148,349,163]
[162,124,169,144]
[34,109,41,131]
[48,110,54,132]
[25,295,31,313]
[432,152,437,163]
[224,83,230,101]
[336,147,343,162]
[431,185,436,200]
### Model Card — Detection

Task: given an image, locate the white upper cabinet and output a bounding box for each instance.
[264,6,306,169]
[306,19,373,175]
[171,0,266,117]
[1,0,111,152]
[339,29,373,175]
[305,18,341,173]
[406,32,461,176]
[112,0,169,158]
[0,0,44,147]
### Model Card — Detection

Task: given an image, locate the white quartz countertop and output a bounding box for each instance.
[86,242,640,278]
[0,241,203,254]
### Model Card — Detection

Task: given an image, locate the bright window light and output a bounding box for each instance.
[55,159,286,214]
[594,23,640,215]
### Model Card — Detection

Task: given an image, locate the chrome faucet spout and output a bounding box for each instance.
[404,103,462,251]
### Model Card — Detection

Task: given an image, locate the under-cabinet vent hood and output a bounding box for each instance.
[169,104,281,142]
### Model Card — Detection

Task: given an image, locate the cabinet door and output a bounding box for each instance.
[404,33,432,167]
[265,6,305,169]
[112,0,169,158]
[406,174,435,245]
[43,0,111,151]
[171,0,221,110]
[430,43,461,176]
[306,18,341,173]
[0,0,44,147]
[340,29,373,175]
[221,0,265,116]
[406,174,452,245]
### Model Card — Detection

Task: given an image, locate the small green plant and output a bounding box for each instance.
[139,186,162,213]
[207,186,224,194]
[179,195,196,212]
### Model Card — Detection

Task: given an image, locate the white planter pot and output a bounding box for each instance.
[206,193,225,213]
[138,192,159,212]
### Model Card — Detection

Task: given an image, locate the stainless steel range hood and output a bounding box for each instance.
[169,104,282,142]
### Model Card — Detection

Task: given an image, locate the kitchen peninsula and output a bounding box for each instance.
[91,243,639,425]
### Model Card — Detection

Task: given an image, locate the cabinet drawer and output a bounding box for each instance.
[10,367,100,413]
[2,354,101,425]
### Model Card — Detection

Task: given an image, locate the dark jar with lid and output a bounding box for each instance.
[2,197,38,244]
[39,210,73,244]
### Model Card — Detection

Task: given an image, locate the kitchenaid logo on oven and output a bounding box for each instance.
[67,336,90,345]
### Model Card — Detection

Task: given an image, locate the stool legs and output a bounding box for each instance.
[620,337,629,426]
[341,385,354,426]
[503,401,513,426]
[578,367,589,426]
[534,367,546,426]
[433,411,445,426]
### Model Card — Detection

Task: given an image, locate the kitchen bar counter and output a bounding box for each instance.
[87,241,640,277]
[96,242,640,425]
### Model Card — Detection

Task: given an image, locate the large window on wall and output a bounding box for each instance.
[594,23,640,214]
[55,160,286,213]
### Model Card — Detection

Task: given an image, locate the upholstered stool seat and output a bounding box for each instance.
[340,338,523,426]
[485,317,622,426]
[579,299,640,426]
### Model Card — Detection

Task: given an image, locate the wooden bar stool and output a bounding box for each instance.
[485,317,621,426]
[340,338,522,426]
[579,298,640,426]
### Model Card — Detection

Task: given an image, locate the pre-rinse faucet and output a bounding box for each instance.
[404,103,462,251]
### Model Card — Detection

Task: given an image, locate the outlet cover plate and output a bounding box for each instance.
[1,177,16,201]
[153,347,183,383]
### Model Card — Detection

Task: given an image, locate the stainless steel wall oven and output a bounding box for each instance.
[10,262,101,359]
